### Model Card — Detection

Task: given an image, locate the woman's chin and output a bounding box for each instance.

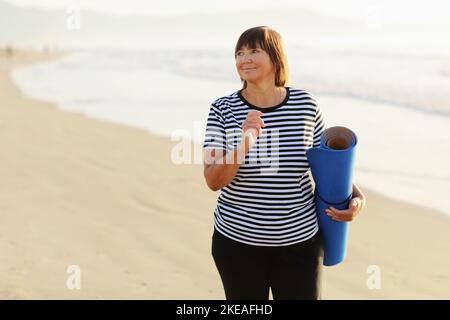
[241,76,260,83]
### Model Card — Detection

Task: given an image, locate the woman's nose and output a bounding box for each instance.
[241,54,253,63]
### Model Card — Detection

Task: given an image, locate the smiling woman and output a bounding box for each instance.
[234,26,289,90]
[202,26,365,300]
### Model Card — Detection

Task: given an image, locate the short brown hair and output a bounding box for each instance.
[235,26,289,89]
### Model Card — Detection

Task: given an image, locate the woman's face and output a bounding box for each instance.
[235,45,275,85]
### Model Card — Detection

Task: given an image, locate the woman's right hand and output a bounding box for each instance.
[242,110,265,150]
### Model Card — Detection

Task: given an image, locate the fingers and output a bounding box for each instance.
[244,111,265,138]
[325,196,362,222]
[257,116,265,129]
[246,111,264,125]
[248,110,264,118]
[245,123,264,137]
[349,198,359,210]
[247,118,265,128]
[246,118,265,132]
[325,205,358,222]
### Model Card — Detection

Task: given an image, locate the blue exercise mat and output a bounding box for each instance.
[306,126,358,266]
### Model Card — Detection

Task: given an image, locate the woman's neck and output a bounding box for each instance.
[242,83,286,108]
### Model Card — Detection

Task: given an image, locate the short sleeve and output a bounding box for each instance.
[313,102,326,148]
[203,103,227,150]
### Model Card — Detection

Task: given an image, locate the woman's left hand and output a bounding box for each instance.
[325,197,364,222]
[325,183,366,222]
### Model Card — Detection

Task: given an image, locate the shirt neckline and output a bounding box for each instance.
[238,87,290,112]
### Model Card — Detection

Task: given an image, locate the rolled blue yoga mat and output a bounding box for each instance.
[306,127,358,266]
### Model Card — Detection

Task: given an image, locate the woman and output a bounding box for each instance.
[202,26,366,300]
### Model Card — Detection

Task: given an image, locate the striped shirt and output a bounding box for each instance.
[203,87,326,246]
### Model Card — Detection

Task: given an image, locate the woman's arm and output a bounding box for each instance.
[325,183,366,222]
[203,110,265,191]
[203,138,251,191]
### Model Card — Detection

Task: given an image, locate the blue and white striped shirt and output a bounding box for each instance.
[203,87,326,246]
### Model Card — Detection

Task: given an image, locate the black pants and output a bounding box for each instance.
[212,229,324,300]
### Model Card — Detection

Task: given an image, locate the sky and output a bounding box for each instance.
[4,0,450,26]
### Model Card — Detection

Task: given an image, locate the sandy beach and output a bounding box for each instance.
[0,49,449,299]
